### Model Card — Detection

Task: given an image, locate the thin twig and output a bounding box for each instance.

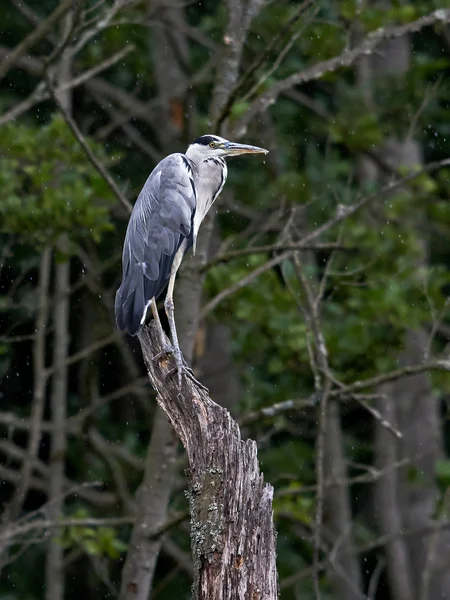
[0,45,135,127]
[215,0,314,128]
[203,242,347,271]
[353,395,402,439]
[6,246,52,522]
[367,558,386,600]
[240,358,450,425]
[1,517,134,546]
[0,377,149,435]
[242,5,319,104]
[44,332,119,376]
[44,71,132,213]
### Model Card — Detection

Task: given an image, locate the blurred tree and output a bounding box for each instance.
[1,0,450,598]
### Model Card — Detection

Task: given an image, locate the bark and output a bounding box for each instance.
[355,24,416,599]
[138,322,278,599]
[356,51,416,600]
[45,26,72,600]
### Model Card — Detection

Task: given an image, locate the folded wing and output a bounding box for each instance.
[115,154,196,335]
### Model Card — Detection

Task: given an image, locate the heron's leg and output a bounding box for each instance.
[163,245,187,387]
[150,298,173,360]
[150,297,163,336]
[164,282,208,391]
[164,276,183,388]
[163,243,207,389]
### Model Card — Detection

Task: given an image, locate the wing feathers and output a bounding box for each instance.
[115,153,196,335]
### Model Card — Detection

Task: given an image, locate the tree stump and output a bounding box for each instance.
[137,322,278,599]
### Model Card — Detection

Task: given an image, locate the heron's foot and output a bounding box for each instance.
[165,360,209,392]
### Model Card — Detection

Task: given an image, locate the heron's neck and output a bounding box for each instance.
[186,144,223,168]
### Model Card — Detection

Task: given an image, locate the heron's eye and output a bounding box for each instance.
[209,142,216,148]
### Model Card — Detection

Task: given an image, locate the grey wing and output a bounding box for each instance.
[115,153,196,335]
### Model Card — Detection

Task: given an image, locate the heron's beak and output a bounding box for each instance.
[223,141,269,156]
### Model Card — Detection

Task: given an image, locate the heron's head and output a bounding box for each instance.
[186,134,268,162]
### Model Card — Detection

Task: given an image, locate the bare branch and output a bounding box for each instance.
[6,246,51,521]
[44,72,133,214]
[1,517,134,548]
[233,9,450,136]
[216,0,314,128]
[44,332,119,376]
[0,45,135,127]
[0,0,76,83]
[203,242,348,271]
[88,428,135,514]
[241,358,450,425]
[0,464,118,508]
[69,0,136,57]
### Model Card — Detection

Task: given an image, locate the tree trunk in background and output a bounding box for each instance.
[196,322,240,412]
[292,219,362,597]
[45,22,72,600]
[151,1,189,147]
[374,391,414,600]
[389,329,448,599]
[323,402,363,600]
[356,48,415,600]
[364,19,450,599]
[118,408,178,600]
[45,247,69,600]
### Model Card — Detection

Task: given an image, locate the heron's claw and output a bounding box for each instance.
[165,362,209,392]
[153,335,208,391]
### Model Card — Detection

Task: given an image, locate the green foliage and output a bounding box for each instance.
[330,110,383,151]
[0,116,116,247]
[2,1,450,599]
[59,509,127,559]
[436,459,450,491]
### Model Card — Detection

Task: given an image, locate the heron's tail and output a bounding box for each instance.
[114,266,148,336]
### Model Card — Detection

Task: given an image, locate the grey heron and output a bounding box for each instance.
[115,134,268,385]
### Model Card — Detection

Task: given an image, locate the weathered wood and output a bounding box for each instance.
[138,322,278,599]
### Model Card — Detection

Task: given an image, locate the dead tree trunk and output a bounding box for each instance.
[137,323,278,599]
